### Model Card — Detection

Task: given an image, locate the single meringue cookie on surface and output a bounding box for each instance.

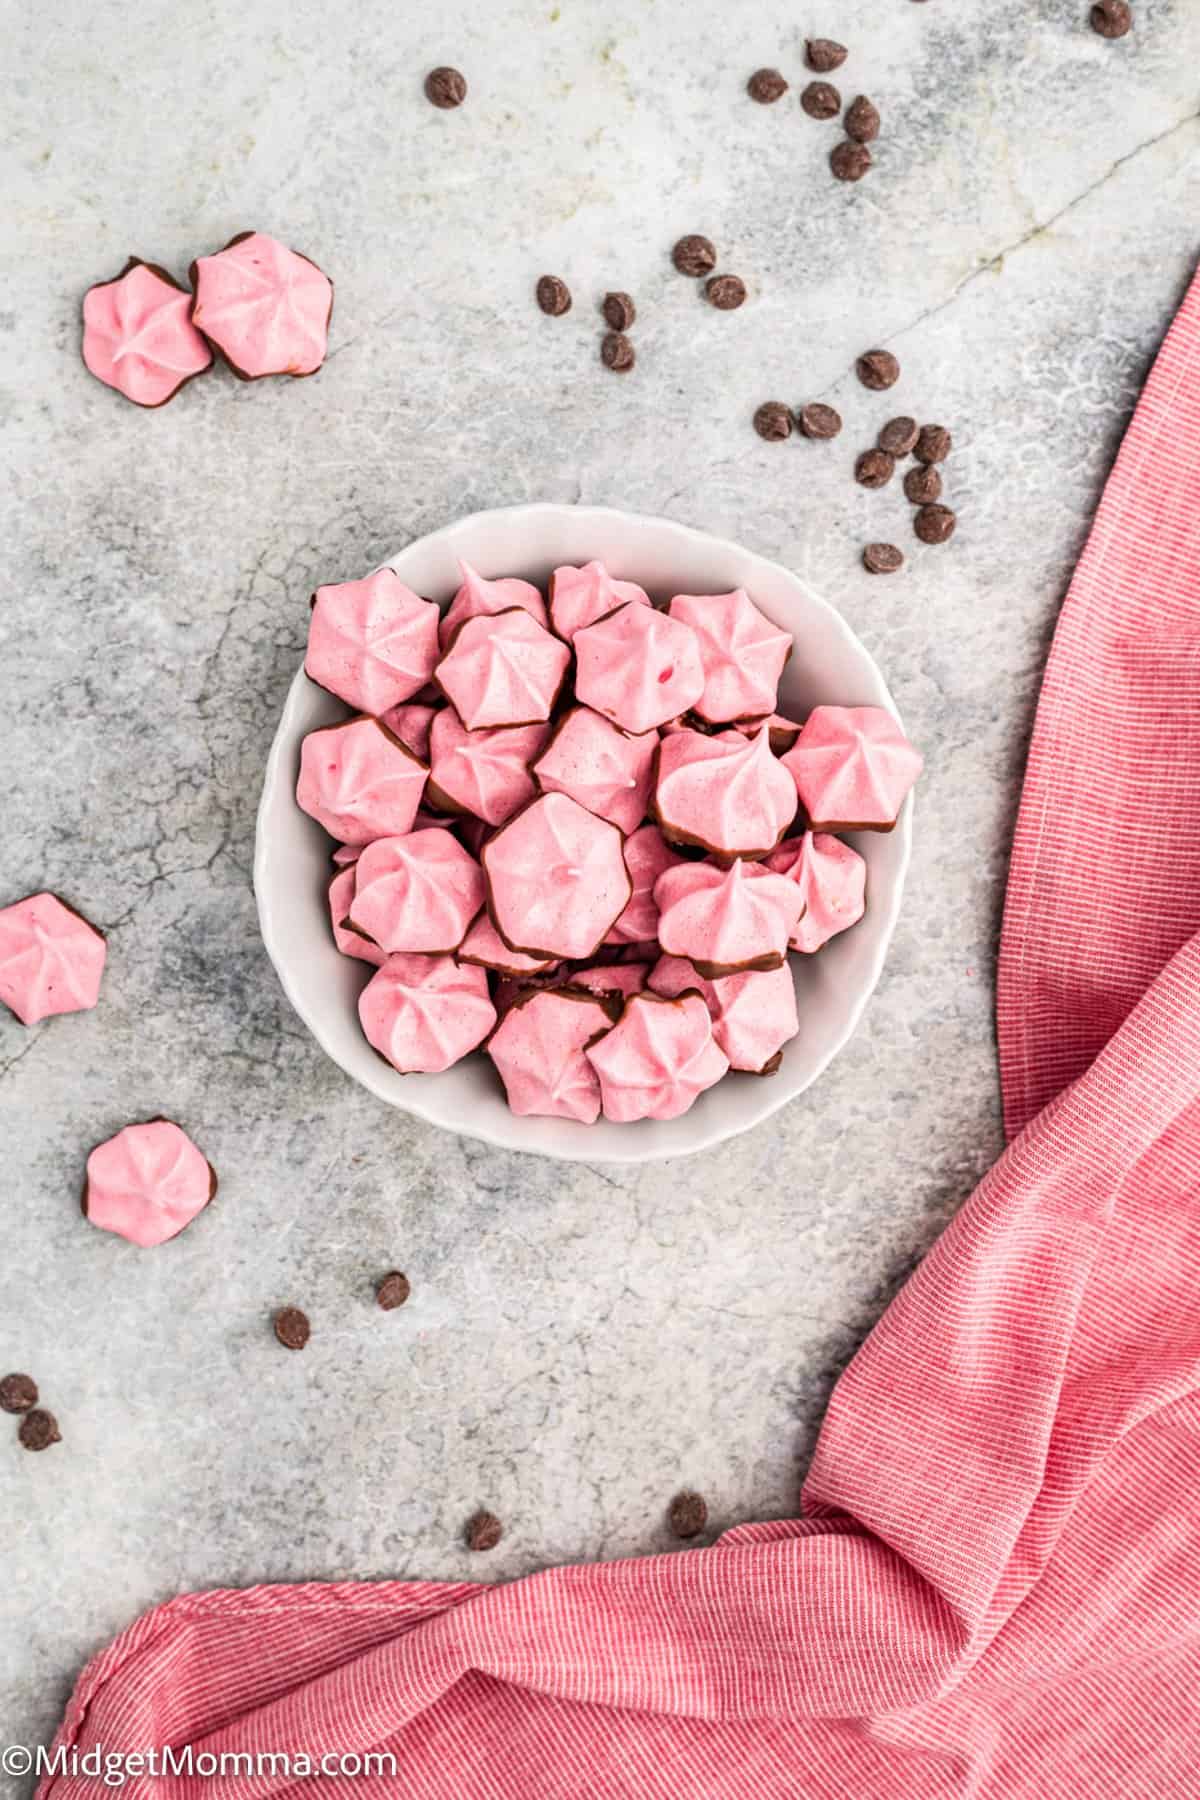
[532,705,658,835]
[81,259,213,407]
[190,232,333,378]
[426,708,550,826]
[483,792,632,960]
[654,725,796,859]
[584,992,728,1122]
[84,1120,216,1248]
[782,705,923,830]
[296,716,428,844]
[653,857,804,976]
[457,910,558,977]
[666,589,791,724]
[649,954,798,1075]
[435,608,571,730]
[488,987,616,1123]
[0,892,107,1026]
[765,832,867,952]
[328,867,385,966]
[439,561,548,649]
[306,570,440,716]
[604,823,688,946]
[359,953,496,1074]
[348,829,484,954]
[573,602,706,735]
[548,561,651,642]
[378,700,439,762]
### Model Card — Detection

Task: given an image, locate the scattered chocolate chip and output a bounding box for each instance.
[914,423,952,464]
[856,348,900,390]
[536,275,571,317]
[904,463,943,504]
[18,1409,60,1453]
[273,1306,311,1351]
[668,1490,708,1539]
[863,542,905,574]
[465,1509,503,1552]
[376,1270,411,1311]
[855,448,896,489]
[831,140,872,182]
[805,38,848,72]
[424,66,467,109]
[877,415,919,457]
[845,96,881,143]
[705,274,747,311]
[0,1374,38,1415]
[799,401,843,440]
[801,80,841,120]
[601,330,636,372]
[914,503,958,544]
[672,234,717,278]
[601,290,636,331]
[1090,0,1132,36]
[753,401,794,441]
[747,67,788,103]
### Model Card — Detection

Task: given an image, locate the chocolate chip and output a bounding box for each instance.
[747,68,788,103]
[1090,0,1132,36]
[914,423,952,463]
[856,348,900,390]
[801,80,841,120]
[536,275,571,317]
[376,1270,411,1311]
[914,503,957,544]
[831,140,872,182]
[863,542,905,574]
[805,38,848,72]
[705,274,747,311]
[877,415,919,456]
[798,402,842,440]
[424,66,467,109]
[18,1408,60,1452]
[672,234,717,277]
[273,1306,310,1351]
[855,448,896,489]
[668,1490,708,1539]
[753,402,794,441]
[904,463,942,504]
[601,331,636,372]
[0,1374,38,1414]
[601,291,636,331]
[845,96,881,143]
[465,1509,503,1552]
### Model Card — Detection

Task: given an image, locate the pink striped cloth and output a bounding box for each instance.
[43,265,1200,1799]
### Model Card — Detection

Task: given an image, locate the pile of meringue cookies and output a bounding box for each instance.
[297,559,923,1126]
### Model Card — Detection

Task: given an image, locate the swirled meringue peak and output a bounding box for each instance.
[306,570,439,715]
[328,867,384,966]
[427,708,549,826]
[654,725,796,858]
[0,893,107,1026]
[533,706,657,835]
[584,992,728,1122]
[782,705,923,830]
[765,832,867,952]
[653,857,804,976]
[84,1120,216,1248]
[296,716,428,844]
[458,910,558,977]
[439,561,548,649]
[604,823,687,946]
[82,260,213,407]
[436,609,570,730]
[488,988,615,1123]
[191,232,332,378]
[359,954,496,1074]
[348,829,484,954]
[649,955,798,1075]
[666,589,791,723]
[574,602,705,735]
[548,561,651,642]
[483,793,632,960]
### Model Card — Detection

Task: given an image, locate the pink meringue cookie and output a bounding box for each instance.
[548,561,651,642]
[488,988,615,1123]
[765,832,867,952]
[328,867,385,966]
[574,602,706,735]
[439,562,548,650]
[782,705,923,831]
[435,609,571,731]
[348,829,484,954]
[566,962,650,1004]
[649,955,798,1075]
[532,706,657,835]
[604,824,688,946]
[654,725,796,858]
[0,893,107,1026]
[306,570,440,715]
[667,590,792,724]
[331,843,361,867]
[84,1120,216,1248]
[190,232,333,378]
[378,700,438,762]
[483,793,632,960]
[296,716,428,844]
[653,857,804,976]
[737,712,803,755]
[426,707,550,826]
[81,260,213,408]
[458,910,558,976]
[584,992,728,1122]
[359,953,496,1074]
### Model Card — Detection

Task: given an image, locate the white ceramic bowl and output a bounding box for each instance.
[255,504,913,1163]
